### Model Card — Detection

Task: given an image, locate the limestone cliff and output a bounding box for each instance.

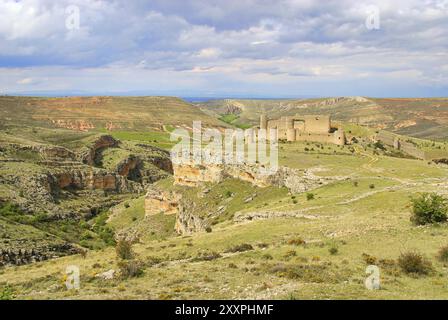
[172,163,343,193]
[78,135,119,165]
[144,187,207,235]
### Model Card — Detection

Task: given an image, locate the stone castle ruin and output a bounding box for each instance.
[376,131,427,160]
[259,114,346,145]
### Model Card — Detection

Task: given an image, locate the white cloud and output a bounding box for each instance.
[0,0,446,96]
[17,77,34,85]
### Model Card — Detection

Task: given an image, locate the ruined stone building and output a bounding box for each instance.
[259,114,346,145]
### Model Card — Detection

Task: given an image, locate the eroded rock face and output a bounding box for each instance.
[116,155,142,181]
[79,135,119,165]
[173,163,345,193]
[144,187,207,235]
[0,244,80,267]
[174,206,207,235]
[33,145,75,160]
[144,187,180,216]
[173,164,223,186]
[1,168,143,216]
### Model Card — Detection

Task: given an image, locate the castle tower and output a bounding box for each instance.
[333,129,346,146]
[393,137,401,150]
[286,117,294,130]
[260,114,267,130]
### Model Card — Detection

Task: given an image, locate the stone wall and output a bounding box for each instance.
[376,131,427,160]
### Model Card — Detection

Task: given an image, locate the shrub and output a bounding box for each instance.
[287,237,306,246]
[398,251,432,275]
[328,246,338,255]
[118,259,143,278]
[306,193,315,201]
[437,245,448,263]
[191,250,222,262]
[411,193,448,225]
[205,226,212,233]
[225,190,233,198]
[369,184,375,189]
[353,181,359,187]
[262,253,273,260]
[283,250,297,258]
[225,243,253,253]
[116,239,134,260]
[361,253,377,265]
[373,141,386,150]
[0,285,14,300]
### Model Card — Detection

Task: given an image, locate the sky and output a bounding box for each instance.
[0,0,447,98]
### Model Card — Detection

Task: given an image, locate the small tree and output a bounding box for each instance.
[116,239,134,260]
[411,193,448,225]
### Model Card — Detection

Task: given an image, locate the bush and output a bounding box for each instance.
[328,246,338,255]
[369,184,375,189]
[398,251,432,275]
[191,250,222,262]
[0,285,14,300]
[411,193,448,225]
[287,237,306,246]
[118,259,143,278]
[116,239,134,260]
[306,193,315,201]
[283,250,296,258]
[437,245,448,263]
[225,243,253,253]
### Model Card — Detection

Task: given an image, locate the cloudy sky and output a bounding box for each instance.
[0,0,447,97]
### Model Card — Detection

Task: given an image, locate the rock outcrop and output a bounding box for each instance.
[173,163,343,193]
[0,168,143,216]
[79,135,119,165]
[174,199,208,235]
[0,244,80,267]
[116,155,143,181]
[144,186,207,235]
[144,188,180,216]
[53,169,141,193]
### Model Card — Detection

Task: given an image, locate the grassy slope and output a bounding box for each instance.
[0,96,226,132]
[1,138,448,299]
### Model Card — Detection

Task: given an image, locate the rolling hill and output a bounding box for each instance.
[0,96,226,133]
[197,97,448,141]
